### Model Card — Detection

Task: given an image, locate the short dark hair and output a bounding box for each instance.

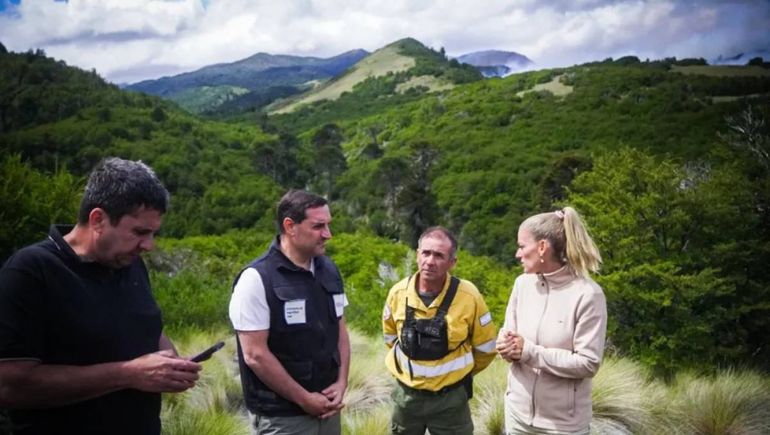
[418,226,458,259]
[275,190,328,233]
[78,157,169,225]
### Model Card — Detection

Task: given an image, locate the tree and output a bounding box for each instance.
[719,105,769,172]
[395,141,440,246]
[566,148,766,375]
[310,123,347,197]
[0,154,81,261]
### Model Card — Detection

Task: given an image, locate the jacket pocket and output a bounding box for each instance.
[274,285,311,329]
[569,379,576,417]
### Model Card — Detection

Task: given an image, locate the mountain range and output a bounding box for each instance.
[126,49,369,114]
[125,39,531,115]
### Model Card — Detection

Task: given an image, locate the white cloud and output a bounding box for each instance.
[1,0,768,84]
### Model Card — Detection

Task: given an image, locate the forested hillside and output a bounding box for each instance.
[126,49,369,114]
[2,43,769,377]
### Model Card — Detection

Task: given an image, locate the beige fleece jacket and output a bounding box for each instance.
[502,266,607,432]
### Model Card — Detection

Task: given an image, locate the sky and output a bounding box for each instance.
[1,0,769,85]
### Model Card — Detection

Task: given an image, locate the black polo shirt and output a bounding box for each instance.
[0,225,163,435]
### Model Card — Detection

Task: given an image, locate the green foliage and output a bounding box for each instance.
[566,147,770,375]
[0,48,109,132]
[598,264,737,376]
[325,232,411,335]
[146,231,273,330]
[169,85,250,114]
[394,37,482,84]
[309,123,347,197]
[5,46,770,376]
[0,154,81,260]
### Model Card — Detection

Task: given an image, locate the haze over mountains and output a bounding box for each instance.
[456,50,534,77]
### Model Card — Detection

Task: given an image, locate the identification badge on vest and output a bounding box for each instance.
[333,294,345,317]
[284,299,306,324]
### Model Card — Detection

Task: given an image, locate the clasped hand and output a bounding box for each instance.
[496,330,524,362]
[301,379,347,419]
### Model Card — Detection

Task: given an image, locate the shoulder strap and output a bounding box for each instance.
[436,276,460,318]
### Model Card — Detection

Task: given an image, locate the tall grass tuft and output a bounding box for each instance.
[344,330,393,413]
[343,405,392,435]
[591,356,668,434]
[161,328,249,434]
[472,359,509,435]
[161,405,250,435]
[668,369,770,435]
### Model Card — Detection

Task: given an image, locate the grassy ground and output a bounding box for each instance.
[272,45,415,114]
[516,74,574,98]
[395,75,455,94]
[162,328,770,435]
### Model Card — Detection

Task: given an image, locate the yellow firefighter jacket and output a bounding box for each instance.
[382,272,497,391]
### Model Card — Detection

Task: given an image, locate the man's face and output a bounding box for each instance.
[417,234,456,283]
[288,205,332,258]
[94,206,162,268]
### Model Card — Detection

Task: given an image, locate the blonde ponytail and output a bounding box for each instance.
[562,207,602,277]
[520,206,602,278]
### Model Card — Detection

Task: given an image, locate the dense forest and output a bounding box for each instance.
[1,39,770,385]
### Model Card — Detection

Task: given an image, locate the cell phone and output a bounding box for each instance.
[189,341,225,362]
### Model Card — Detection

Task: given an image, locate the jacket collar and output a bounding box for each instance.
[536,266,576,290]
[48,224,79,262]
[269,235,316,274]
[408,271,452,309]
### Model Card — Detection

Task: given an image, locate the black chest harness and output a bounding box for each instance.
[396,276,460,378]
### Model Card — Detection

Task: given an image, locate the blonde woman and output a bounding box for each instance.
[496,207,606,435]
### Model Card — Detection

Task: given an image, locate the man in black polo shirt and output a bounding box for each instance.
[0,157,201,435]
[229,190,350,435]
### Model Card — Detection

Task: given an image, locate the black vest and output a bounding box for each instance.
[234,238,344,416]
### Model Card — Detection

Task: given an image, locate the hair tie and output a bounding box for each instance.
[554,210,565,220]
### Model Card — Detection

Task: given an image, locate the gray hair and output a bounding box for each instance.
[78,157,169,224]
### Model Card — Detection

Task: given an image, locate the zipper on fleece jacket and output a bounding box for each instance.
[529,277,550,425]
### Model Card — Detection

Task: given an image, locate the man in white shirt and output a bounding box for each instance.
[229,190,349,435]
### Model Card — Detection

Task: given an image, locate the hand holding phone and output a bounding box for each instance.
[189,341,225,362]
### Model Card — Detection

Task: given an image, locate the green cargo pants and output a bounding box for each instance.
[390,381,473,435]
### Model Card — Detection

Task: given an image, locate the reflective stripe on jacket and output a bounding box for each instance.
[382,272,497,391]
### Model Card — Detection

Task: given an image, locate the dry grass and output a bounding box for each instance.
[472,359,509,435]
[516,74,574,98]
[162,329,249,435]
[591,357,669,434]
[160,329,770,435]
[272,45,415,114]
[667,369,770,435]
[395,75,455,94]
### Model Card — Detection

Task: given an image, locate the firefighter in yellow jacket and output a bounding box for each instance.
[382,226,497,435]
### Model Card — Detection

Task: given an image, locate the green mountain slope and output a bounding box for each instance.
[3,46,770,374]
[0,48,286,240]
[125,49,369,114]
[319,59,770,259]
[267,38,482,120]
